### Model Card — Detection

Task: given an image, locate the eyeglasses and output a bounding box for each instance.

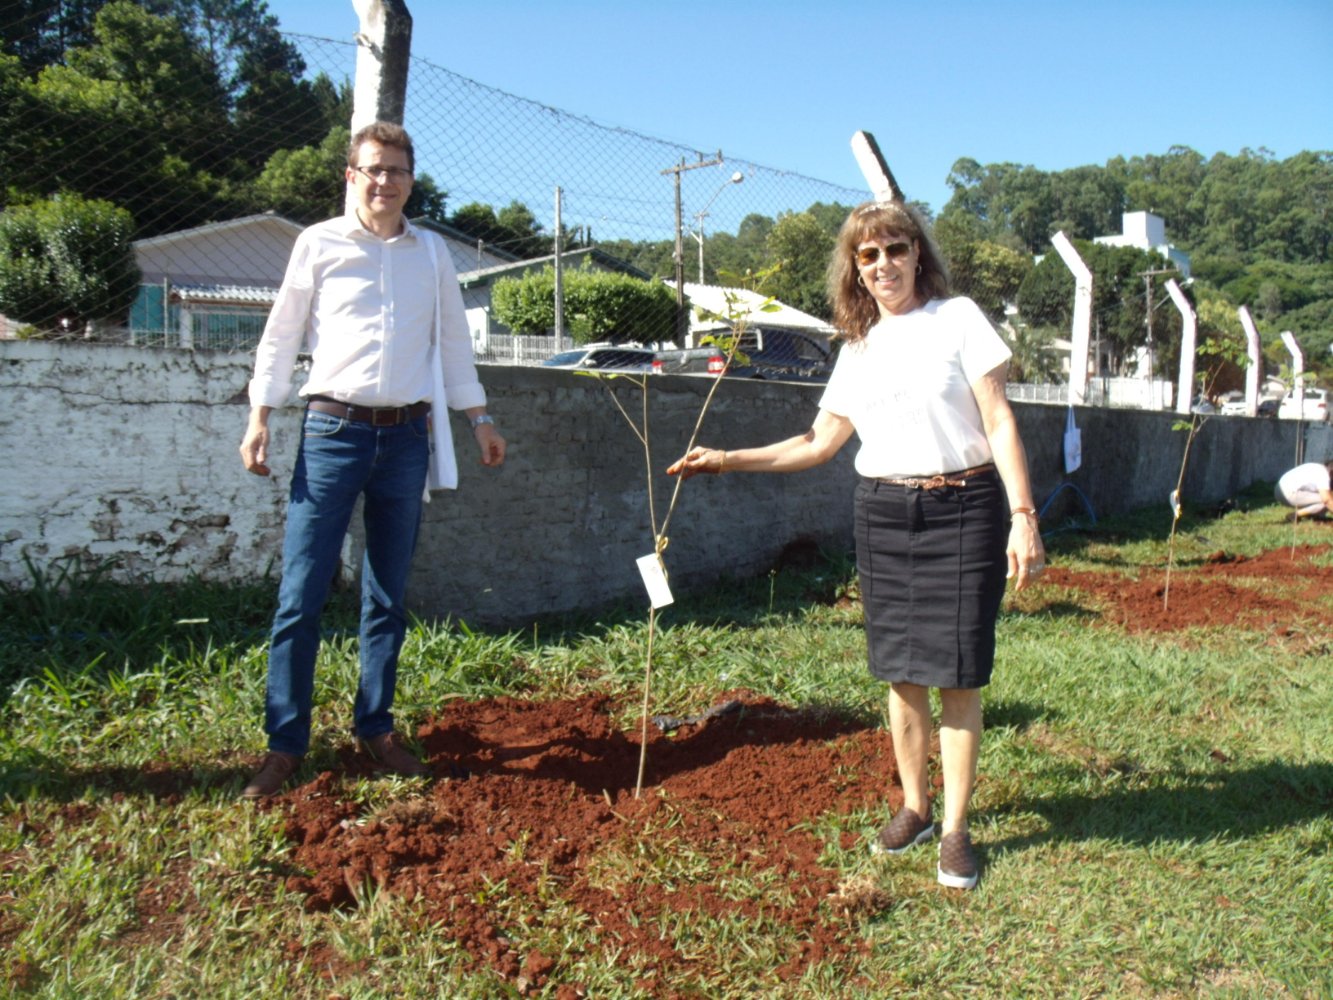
[855,242,912,267]
[353,165,413,183]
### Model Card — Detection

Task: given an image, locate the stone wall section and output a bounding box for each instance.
[1,340,1320,626]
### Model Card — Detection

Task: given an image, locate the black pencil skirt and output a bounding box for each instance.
[854,472,1008,689]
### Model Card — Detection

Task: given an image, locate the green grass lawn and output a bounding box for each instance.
[1,493,1329,998]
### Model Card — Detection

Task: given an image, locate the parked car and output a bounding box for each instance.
[726,328,837,382]
[540,344,657,372]
[1190,393,1218,415]
[1257,398,1279,418]
[653,345,728,376]
[1217,390,1247,416]
[1277,387,1330,422]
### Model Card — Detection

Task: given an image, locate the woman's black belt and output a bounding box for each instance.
[306,396,430,426]
[875,463,996,489]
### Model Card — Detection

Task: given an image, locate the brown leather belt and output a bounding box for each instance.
[306,396,430,427]
[877,463,996,490]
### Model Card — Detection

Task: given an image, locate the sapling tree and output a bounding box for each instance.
[576,265,780,796]
[1163,337,1248,609]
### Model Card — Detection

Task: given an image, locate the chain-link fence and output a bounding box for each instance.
[2,20,893,357]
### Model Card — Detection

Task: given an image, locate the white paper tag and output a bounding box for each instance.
[636,553,674,609]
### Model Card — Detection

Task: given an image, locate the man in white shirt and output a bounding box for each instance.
[238,121,505,799]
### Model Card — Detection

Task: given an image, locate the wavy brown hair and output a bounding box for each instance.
[826,200,950,342]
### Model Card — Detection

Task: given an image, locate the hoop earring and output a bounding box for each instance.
[915,263,923,276]
[857,274,866,288]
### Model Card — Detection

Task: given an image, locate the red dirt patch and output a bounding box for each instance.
[270,692,898,989]
[250,545,1332,988]
[1040,544,1332,636]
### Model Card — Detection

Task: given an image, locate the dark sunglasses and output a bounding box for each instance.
[855,242,912,267]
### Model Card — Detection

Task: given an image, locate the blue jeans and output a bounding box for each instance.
[264,408,430,756]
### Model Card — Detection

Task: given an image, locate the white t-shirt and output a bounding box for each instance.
[819,297,1012,478]
[1276,462,1331,503]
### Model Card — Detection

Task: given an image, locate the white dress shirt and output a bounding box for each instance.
[249,213,486,490]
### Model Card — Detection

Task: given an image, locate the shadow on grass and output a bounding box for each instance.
[0,571,360,703]
[488,546,862,639]
[987,758,1333,852]
[983,697,1060,733]
[1005,599,1105,624]
[0,742,355,804]
[1042,484,1290,566]
[0,750,251,803]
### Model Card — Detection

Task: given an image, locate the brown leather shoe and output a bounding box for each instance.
[359,731,431,778]
[240,751,302,799]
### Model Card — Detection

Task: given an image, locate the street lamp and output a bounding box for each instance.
[692,171,744,283]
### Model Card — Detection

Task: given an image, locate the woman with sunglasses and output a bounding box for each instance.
[668,199,1044,890]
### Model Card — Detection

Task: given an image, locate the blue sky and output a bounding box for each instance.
[267,0,1331,216]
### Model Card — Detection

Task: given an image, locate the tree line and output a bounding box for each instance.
[941,148,1332,385]
[0,0,564,330]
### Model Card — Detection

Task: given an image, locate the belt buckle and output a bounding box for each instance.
[371,407,398,427]
[919,475,947,490]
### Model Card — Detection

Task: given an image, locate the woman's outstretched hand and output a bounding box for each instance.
[667,447,726,479]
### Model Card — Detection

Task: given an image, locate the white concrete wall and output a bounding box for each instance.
[0,340,300,584]
[0,339,1317,626]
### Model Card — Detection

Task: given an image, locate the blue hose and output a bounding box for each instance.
[1037,482,1097,530]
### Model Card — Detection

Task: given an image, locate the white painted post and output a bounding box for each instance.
[178,304,193,349]
[1237,307,1262,418]
[1050,232,1093,406]
[1165,279,1196,415]
[1280,330,1304,417]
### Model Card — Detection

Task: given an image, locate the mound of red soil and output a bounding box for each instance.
[277,693,898,990]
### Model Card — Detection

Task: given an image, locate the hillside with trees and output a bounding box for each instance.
[938,148,1332,383]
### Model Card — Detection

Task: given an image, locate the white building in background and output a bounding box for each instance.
[1094,210,1191,277]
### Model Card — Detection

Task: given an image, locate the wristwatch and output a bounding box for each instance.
[469,414,494,429]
